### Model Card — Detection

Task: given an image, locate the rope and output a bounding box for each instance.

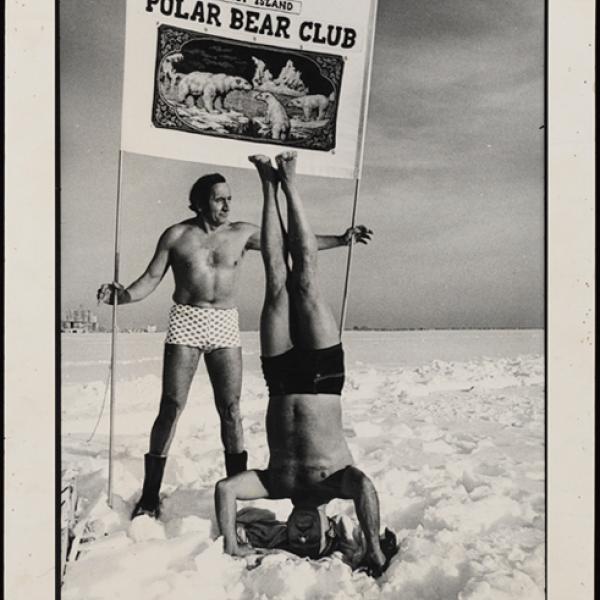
[86,364,112,444]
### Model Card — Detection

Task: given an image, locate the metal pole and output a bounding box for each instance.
[339,178,361,333]
[339,0,378,333]
[108,150,124,507]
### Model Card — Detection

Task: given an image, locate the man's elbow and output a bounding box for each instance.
[215,477,236,500]
[146,272,165,289]
[215,477,229,494]
[133,274,162,300]
[342,466,373,497]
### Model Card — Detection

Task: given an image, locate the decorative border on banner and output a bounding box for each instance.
[151,25,344,152]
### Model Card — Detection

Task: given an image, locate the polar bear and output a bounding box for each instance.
[177,72,252,113]
[255,92,290,141]
[160,53,184,95]
[288,92,335,121]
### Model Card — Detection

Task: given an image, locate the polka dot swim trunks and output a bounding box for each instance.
[165,304,241,351]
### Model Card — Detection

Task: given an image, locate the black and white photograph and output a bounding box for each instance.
[3,0,596,599]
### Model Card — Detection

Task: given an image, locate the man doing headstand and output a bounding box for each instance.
[97,172,371,519]
[215,153,395,576]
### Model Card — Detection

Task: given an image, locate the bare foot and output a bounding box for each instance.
[248,154,277,183]
[275,151,297,186]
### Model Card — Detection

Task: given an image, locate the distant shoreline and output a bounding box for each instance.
[62,327,545,334]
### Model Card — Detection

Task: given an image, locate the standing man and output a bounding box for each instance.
[97,172,371,518]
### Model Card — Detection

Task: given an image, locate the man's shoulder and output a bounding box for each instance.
[230,221,259,232]
[159,220,195,244]
[228,221,260,238]
[168,219,199,233]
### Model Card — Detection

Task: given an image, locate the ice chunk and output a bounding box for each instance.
[77,531,132,561]
[423,440,455,454]
[165,516,212,539]
[128,515,167,542]
[352,421,383,438]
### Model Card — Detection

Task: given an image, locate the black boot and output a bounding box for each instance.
[131,453,167,519]
[224,450,248,477]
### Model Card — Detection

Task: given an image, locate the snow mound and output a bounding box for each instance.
[129,515,167,542]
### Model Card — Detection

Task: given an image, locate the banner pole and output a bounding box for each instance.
[339,0,378,334]
[108,150,124,508]
[339,178,361,333]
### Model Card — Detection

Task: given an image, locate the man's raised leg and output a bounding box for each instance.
[249,154,292,357]
[275,152,339,350]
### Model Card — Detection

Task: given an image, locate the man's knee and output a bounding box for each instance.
[265,277,288,306]
[291,269,319,302]
[158,392,187,421]
[218,398,242,425]
[295,239,317,262]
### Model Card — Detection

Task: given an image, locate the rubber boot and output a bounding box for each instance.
[131,453,167,519]
[380,527,399,567]
[224,450,248,477]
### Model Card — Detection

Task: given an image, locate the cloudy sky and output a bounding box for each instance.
[61,0,544,330]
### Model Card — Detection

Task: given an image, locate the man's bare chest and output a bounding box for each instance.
[171,232,246,270]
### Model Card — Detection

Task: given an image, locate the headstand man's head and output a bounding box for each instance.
[189,173,231,225]
[285,504,335,559]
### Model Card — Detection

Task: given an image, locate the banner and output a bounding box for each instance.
[121,0,378,178]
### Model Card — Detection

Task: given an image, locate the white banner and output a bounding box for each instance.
[121,0,378,178]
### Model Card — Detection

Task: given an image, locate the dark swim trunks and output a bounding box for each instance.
[257,465,353,503]
[261,343,345,396]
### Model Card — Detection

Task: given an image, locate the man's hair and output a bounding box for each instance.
[286,506,334,559]
[189,173,226,213]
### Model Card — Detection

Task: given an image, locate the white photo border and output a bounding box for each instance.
[3,0,595,597]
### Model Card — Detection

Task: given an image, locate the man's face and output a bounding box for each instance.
[286,507,327,558]
[205,182,232,225]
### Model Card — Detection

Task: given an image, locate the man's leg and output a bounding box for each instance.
[249,154,293,357]
[133,343,200,518]
[276,152,339,350]
[204,346,248,476]
[150,344,201,454]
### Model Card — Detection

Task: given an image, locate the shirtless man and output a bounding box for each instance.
[97,172,371,519]
[215,153,395,577]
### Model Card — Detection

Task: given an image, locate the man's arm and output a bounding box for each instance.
[97,228,174,305]
[316,234,345,250]
[246,225,373,251]
[340,466,386,573]
[245,224,262,251]
[215,470,271,557]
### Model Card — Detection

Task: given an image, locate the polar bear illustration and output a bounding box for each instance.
[177,72,252,113]
[160,53,184,94]
[255,92,290,141]
[288,92,336,121]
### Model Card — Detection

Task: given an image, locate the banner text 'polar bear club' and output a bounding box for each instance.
[145,0,358,49]
[121,0,377,178]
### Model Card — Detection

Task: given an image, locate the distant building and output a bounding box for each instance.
[61,306,99,333]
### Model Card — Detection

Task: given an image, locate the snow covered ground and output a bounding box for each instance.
[62,330,545,600]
